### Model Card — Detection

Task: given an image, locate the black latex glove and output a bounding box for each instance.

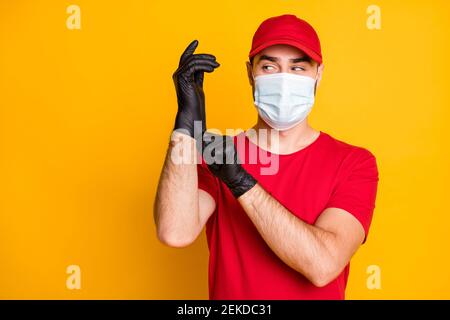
[173,40,220,145]
[203,132,257,198]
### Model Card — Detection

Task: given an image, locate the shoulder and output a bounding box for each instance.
[320,131,377,168]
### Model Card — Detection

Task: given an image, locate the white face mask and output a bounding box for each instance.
[253,72,317,131]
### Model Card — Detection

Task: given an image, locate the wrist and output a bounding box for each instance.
[169,130,199,165]
[228,169,258,198]
[171,129,196,143]
[237,182,259,204]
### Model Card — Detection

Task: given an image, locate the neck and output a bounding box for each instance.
[247,117,320,154]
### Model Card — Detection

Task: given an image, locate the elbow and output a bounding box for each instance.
[308,263,341,288]
[156,229,196,248]
[153,204,195,248]
[309,272,334,288]
[153,199,199,248]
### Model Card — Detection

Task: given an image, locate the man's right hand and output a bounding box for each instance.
[173,40,220,140]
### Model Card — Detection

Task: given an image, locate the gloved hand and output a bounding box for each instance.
[203,132,257,198]
[173,40,220,145]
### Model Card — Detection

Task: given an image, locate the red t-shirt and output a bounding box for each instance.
[197,130,379,300]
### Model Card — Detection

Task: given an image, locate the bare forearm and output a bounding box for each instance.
[154,132,200,246]
[238,184,340,286]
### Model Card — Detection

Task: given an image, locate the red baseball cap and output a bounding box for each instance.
[249,14,323,64]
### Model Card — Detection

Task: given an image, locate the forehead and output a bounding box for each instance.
[255,44,307,61]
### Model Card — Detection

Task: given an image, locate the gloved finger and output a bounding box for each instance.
[173,60,218,84]
[181,54,219,69]
[179,40,198,66]
[182,59,219,78]
[191,53,216,61]
[188,55,217,86]
[184,64,216,79]
[175,58,218,78]
[195,70,204,87]
[184,59,219,73]
[179,59,218,76]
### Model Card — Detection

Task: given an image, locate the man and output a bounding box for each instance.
[154,14,379,299]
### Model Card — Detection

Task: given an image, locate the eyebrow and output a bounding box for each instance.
[258,54,312,64]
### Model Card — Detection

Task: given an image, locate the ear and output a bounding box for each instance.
[246,61,254,87]
[316,63,324,88]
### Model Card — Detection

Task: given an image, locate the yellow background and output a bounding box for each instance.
[1,0,449,299]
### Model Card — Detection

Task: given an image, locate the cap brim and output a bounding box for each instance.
[249,39,322,64]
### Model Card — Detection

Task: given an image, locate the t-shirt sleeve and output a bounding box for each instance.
[197,161,219,203]
[326,148,379,242]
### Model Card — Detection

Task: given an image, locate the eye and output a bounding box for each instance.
[262,65,276,71]
[292,66,306,71]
